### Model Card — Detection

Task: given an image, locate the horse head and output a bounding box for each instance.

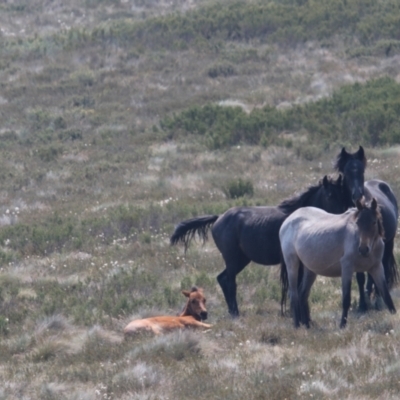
[355,197,384,257]
[321,175,347,214]
[181,286,208,321]
[334,146,366,205]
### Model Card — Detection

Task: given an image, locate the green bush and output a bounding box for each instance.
[56,0,400,51]
[0,316,9,336]
[162,77,400,148]
[161,104,288,149]
[6,0,400,62]
[37,145,63,162]
[224,178,254,199]
[207,63,236,78]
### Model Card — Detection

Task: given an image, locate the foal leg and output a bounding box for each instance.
[369,263,396,314]
[356,272,368,312]
[217,252,250,317]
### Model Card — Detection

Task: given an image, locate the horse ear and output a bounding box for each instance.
[322,175,329,189]
[182,290,191,298]
[334,148,349,172]
[371,198,377,210]
[356,145,367,168]
[337,174,342,185]
[356,198,363,211]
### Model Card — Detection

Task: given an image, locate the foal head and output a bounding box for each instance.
[355,198,384,257]
[181,287,208,321]
[334,146,366,204]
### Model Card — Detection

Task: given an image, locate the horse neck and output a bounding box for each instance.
[278,185,322,214]
[342,176,356,208]
[179,301,200,320]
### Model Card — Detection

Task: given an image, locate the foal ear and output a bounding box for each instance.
[371,198,378,211]
[356,198,364,211]
[182,290,191,298]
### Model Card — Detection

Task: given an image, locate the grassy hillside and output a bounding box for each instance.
[0,0,400,398]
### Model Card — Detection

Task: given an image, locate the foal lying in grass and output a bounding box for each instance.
[124,287,212,336]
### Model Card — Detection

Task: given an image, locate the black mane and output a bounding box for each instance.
[278,182,323,214]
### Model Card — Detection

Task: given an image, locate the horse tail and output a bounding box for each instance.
[170,215,219,252]
[280,256,304,316]
[383,239,399,289]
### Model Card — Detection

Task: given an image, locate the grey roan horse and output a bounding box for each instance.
[171,176,347,317]
[335,146,399,311]
[280,198,396,329]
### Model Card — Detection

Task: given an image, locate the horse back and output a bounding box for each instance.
[212,206,286,265]
[280,207,355,277]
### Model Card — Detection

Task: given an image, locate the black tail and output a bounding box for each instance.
[384,239,399,289]
[170,215,219,252]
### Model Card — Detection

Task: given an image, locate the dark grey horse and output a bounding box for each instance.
[334,146,399,311]
[171,175,347,317]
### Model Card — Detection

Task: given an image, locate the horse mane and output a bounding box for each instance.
[378,211,385,238]
[334,146,367,173]
[278,182,323,214]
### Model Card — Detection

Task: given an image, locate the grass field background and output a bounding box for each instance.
[1,1,400,398]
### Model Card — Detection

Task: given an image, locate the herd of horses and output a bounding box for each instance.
[168,146,399,329]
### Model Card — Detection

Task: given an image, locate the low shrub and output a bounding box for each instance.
[224,178,254,199]
[162,77,400,148]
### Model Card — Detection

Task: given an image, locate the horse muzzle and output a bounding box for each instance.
[358,245,370,257]
[352,187,364,204]
[200,311,208,320]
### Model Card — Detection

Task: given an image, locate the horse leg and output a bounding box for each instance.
[356,272,368,312]
[367,240,396,310]
[340,265,353,328]
[299,268,317,328]
[382,239,398,290]
[366,273,384,310]
[369,263,396,314]
[366,273,376,300]
[217,253,250,317]
[284,254,301,328]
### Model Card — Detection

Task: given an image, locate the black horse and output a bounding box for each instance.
[334,146,399,311]
[171,175,347,317]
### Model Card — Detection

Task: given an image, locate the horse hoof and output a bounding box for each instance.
[357,305,368,313]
